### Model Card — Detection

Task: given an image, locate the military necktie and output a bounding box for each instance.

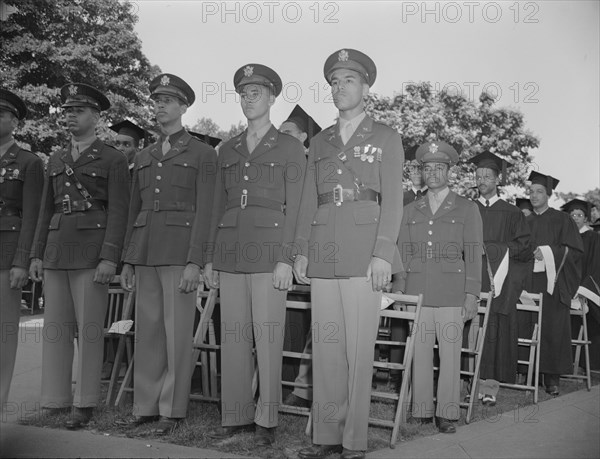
[247,132,259,154]
[161,136,171,156]
[72,144,80,162]
[340,122,353,145]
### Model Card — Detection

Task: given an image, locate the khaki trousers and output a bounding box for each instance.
[219,272,287,428]
[133,266,196,418]
[41,269,108,408]
[311,278,381,451]
[412,306,463,420]
[0,270,22,409]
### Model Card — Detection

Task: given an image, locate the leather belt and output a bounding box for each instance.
[318,185,380,207]
[54,200,106,214]
[141,201,196,212]
[226,196,284,212]
[0,205,21,217]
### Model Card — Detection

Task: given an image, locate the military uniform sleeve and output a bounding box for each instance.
[31,156,56,260]
[464,201,484,297]
[187,145,218,266]
[293,144,318,258]
[372,131,404,263]
[100,151,130,264]
[278,141,306,265]
[205,153,227,265]
[14,154,44,268]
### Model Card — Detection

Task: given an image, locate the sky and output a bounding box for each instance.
[133,0,599,194]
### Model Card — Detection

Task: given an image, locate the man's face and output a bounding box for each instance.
[407,161,423,186]
[279,121,307,144]
[153,94,187,125]
[240,84,272,121]
[569,209,587,230]
[591,206,600,222]
[475,167,498,196]
[528,184,549,210]
[114,134,138,163]
[330,69,368,112]
[422,161,449,190]
[64,106,99,136]
[0,110,18,138]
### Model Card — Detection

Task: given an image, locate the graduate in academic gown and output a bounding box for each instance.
[525,172,583,395]
[561,199,600,370]
[468,152,532,405]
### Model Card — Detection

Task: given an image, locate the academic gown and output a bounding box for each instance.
[526,208,583,375]
[477,199,532,383]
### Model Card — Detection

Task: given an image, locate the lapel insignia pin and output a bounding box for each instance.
[160,75,170,86]
[357,132,365,138]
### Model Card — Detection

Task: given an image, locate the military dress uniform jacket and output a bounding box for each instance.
[206,126,306,273]
[31,140,130,269]
[123,131,217,267]
[294,116,404,278]
[0,144,44,269]
[395,192,483,306]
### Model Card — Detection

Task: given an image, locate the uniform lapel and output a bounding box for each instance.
[432,190,457,219]
[324,123,344,151]
[161,131,191,161]
[74,139,103,168]
[414,197,433,218]
[248,126,278,161]
[343,116,374,152]
[0,143,20,167]
[60,145,75,167]
[232,131,250,159]
[149,140,163,162]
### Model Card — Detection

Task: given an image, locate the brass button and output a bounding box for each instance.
[427,241,432,246]
[245,162,250,167]
[428,230,432,235]
[274,223,278,227]
[155,188,160,193]
[337,169,342,174]
[96,223,101,228]
[244,175,249,181]
[242,189,248,194]
[158,162,163,168]
[156,175,161,180]
[429,220,433,225]
[65,182,71,187]
[92,172,96,177]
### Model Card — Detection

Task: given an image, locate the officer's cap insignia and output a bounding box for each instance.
[160,75,170,86]
[244,65,254,77]
[68,85,78,95]
[429,143,439,154]
[338,49,349,62]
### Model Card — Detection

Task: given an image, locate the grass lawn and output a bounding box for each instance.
[19,371,599,458]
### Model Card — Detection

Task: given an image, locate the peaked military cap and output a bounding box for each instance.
[149,73,195,106]
[527,171,559,194]
[189,131,222,148]
[60,83,110,111]
[561,198,592,219]
[323,48,377,86]
[470,151,510,185]
[416,141,459,165]
[283,104,322,147]
[110,120,147,143]
[0,88,27,120]
[233,64,282,97]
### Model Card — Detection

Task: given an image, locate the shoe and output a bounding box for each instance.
[341,448,366,459]
[482,394,497,406]
[298,444,343,459]
[407,416,433,426]
[207,424,254,439]
[545,385,559,396]
[150,416,181,435]
[254,425,275,446]
[64,407,93,430]
[436,417,457,434]
[115,415,159,427]
[283,393,311,409]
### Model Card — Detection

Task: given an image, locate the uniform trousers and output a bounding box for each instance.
[412,306,463,420]
[219,272,287,428]
[0,270,22,408]
[41,269,108,408]
[311,277,381,451]
[133,265,196,418]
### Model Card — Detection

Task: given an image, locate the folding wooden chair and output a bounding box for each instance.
[499,291,543,403]
[561,296,592,390]
[370,292,423,448]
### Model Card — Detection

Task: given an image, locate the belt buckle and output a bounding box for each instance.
[426,248,433,259]
[240,194,248,209]
[62,197,72,215]
[153,200,160,212]
[333,184,343,206]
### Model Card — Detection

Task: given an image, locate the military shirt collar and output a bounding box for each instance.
[0,138,15,158]
[71,133,97,155]
[427,186,450,205]
[338,111,366,139]
[247,122,272,144]
[162,127,185,144]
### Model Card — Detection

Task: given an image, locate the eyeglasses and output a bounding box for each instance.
[570,213,586,218]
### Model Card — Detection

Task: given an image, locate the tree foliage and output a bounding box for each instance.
[188,117,246,143]
[366,83,540,198]
[0,0,160,156]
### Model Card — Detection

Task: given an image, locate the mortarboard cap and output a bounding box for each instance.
[527,171,559,195]
[324,48,377,86]
[110,120,147,143]
[0,88,27,120]
[561,198,592,219]
[470,151,509,185]
[189,131,222,148]
[404,144,419,162]
[149,73,195,106]
[283,104,322,148]
[60,83,110,111]
[234,64,282,97]
[416,141,459,165]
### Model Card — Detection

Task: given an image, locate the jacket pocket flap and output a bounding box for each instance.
[133,210,148,227]
[165,211,195,227]
[76,212,107,229]
[218,210,238,228]
[354,206,379,225]
[311,207,329,226]
[81,167,108,178]
[254,209,285,228]
[49,213,62,230]
[0,216,21,231]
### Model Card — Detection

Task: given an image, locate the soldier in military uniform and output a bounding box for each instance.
[109,120,148,168]
[294,49,404,459]
[394,141,483,434]
[120,74,217,434]
[29,83,130,428]
[0,89,44,409]
[203,64,306,446]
